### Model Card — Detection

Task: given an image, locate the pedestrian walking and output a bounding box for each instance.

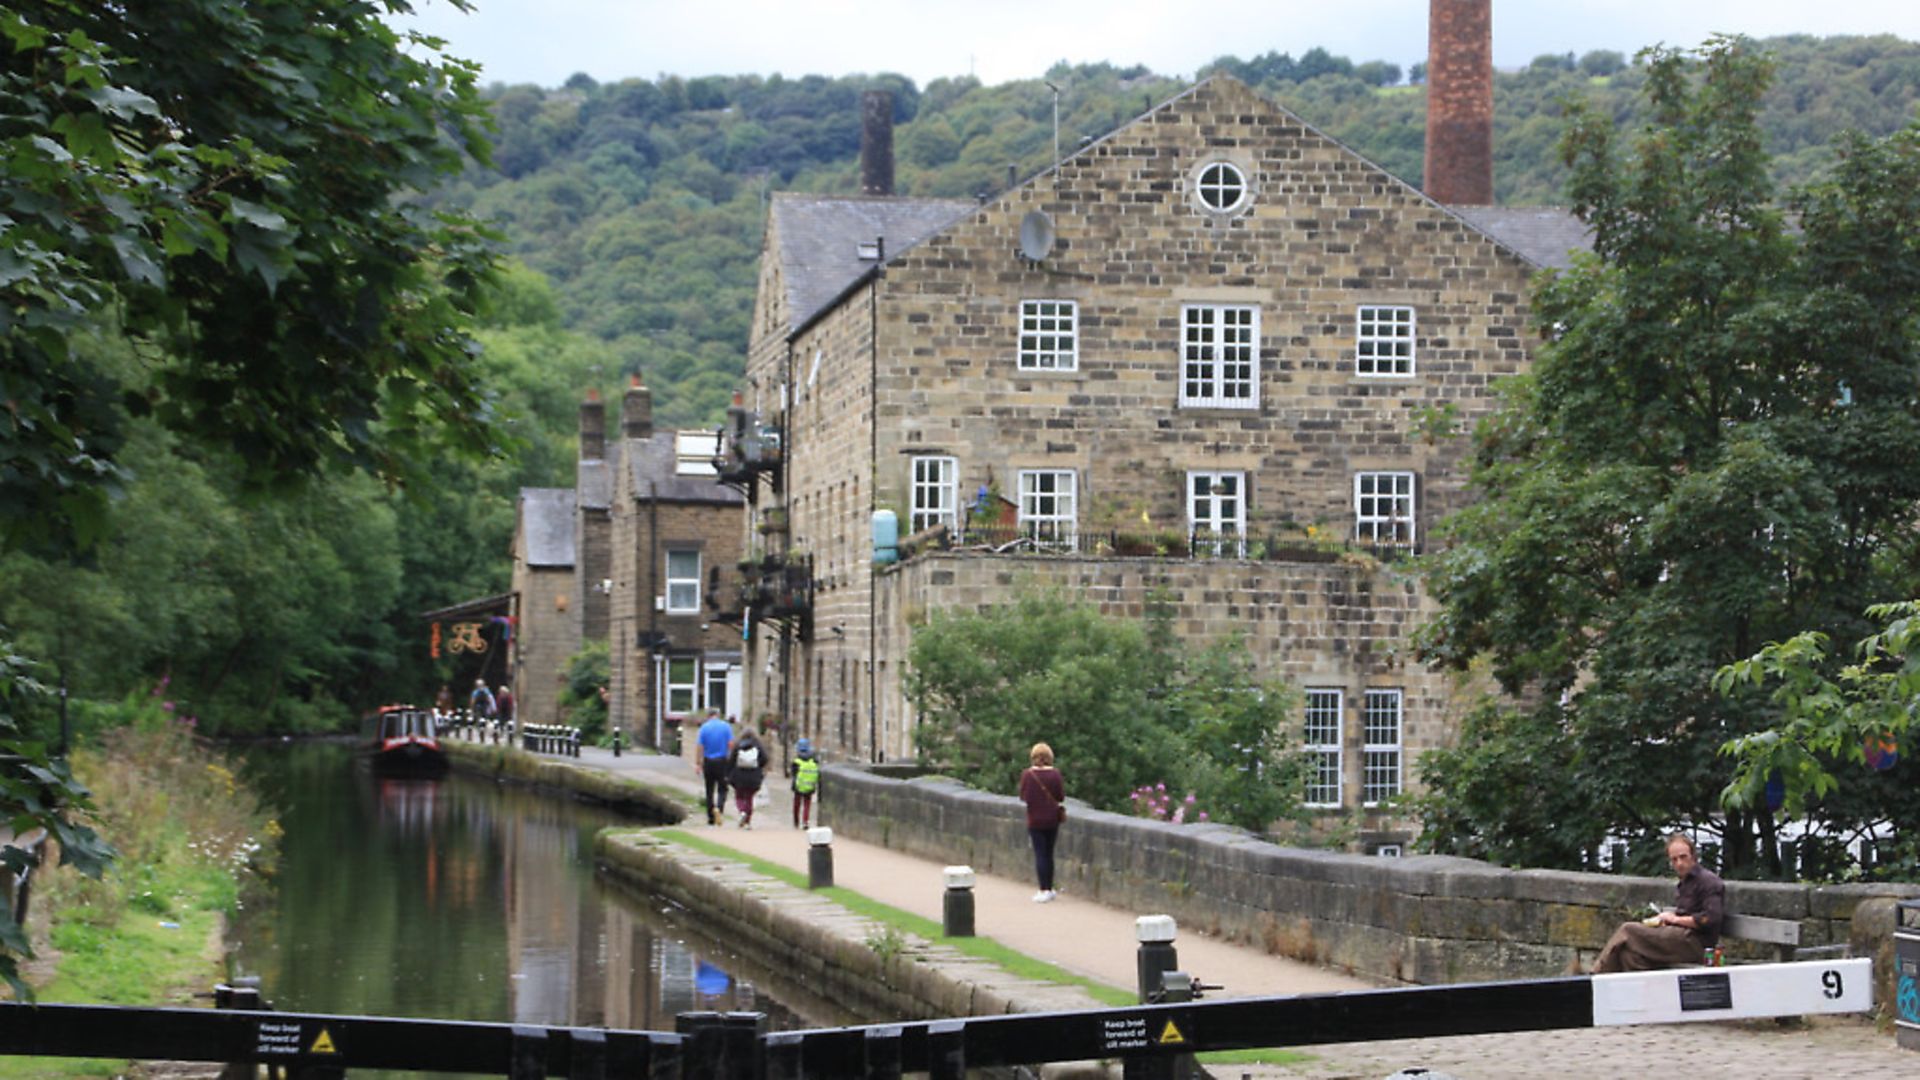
[696,710,733,825]
[495,684,515,726]
[789,737,820,828]
[469,679,496,720]
[1018,742,1066,902]
[729,729,767,828]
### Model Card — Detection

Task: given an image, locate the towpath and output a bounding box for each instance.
[549,744,1913,1079]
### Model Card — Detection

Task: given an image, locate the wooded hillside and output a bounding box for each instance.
[429,35,1920,432]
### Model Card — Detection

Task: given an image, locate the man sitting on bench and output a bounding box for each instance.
[1594,833,1726,973]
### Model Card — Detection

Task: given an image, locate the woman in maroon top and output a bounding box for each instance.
[1018,742,1066,902]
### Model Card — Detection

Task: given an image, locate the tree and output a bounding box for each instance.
[1416,39,1920,876]
[1579,50,1628,78]
[905,591,1303,829]
[905,592,1175,808]
[2,0,505,556]
[0,0,504,986]
[1715,602,1920,877]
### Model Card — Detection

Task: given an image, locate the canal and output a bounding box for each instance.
[230,742,856,1075]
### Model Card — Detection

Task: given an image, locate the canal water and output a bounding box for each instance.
[231,742,856,1075]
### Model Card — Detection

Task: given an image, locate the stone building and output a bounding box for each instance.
[715,59,1584,846]
[511,380,745,742]
[507,487,579,728]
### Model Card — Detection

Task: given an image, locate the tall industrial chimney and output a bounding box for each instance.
[1424,0,1494,206]
[860,90,895,196]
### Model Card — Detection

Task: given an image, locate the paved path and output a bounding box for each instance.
[554,745,1915,1079]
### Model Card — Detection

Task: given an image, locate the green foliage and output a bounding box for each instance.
[1156,635,1307,831]
[1416,39,1920,877]
[15,712,273,1013]
[1413,700,1601,868]
[905,591,1173,808]
[0,626,113,999]
[1,0,508,556]
[1715,602,1920,880]
[904,591,1302,829]
[560,640,611,738]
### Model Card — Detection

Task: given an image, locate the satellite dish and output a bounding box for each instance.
[1019,210,1056,261]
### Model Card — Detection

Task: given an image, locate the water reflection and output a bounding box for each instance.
[232,742,853,1072]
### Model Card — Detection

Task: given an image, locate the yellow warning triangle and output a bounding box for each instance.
[1157,1020,1186,1046]
[309,1029,338,1055]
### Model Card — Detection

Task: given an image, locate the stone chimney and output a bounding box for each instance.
[621,374,653,440]
[578,388,605,461]
[1424,0,1493,206]
[860,90,894,196]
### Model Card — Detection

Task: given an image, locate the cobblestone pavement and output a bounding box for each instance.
[557,746,1915,1079]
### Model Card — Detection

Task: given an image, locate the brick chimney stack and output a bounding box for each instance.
[621,374,653,440]
[860,90,894,196]
[1424,0,1494,206]
[578,388,605,461]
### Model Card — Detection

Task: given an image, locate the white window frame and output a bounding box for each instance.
[1018,300,1078,371]
[1354,471,1416,547]
[674,430,721,475]
[1356,305,1416,377]
[1179,304,1260,409]
[665,656,698,717]
[910,456,959,534]
[1187,471,1246,557]
[703,664,730,718]
[1194,160,1249,214]
[1303,688,1344,808]
[1017,469,1077,550]
[665,549,701,613]
[1362,689,1403,806]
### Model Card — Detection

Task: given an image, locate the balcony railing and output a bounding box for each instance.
[709,552,814,630]
[906,523,1420,564]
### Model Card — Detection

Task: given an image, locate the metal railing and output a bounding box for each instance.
[0,959,1872,1079]
[925,523,1421,564]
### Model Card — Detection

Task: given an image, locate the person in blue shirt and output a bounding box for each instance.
[469,679,496,720]
[696,711,734,825]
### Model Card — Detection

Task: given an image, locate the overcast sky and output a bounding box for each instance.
[394,1,1920,90]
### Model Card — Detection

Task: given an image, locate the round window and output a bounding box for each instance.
[1195,161,1249,214]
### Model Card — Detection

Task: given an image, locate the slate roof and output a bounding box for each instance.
[625,432,746,506]
[771,193,976,334]
[763,80,1590,337]
[1448,206,1593,270]
[519,488,575,568]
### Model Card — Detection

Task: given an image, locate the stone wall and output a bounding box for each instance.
[740,76,1546,780]
[610,489,748,749]
[509,565,579,728]
[819,765,1920,990]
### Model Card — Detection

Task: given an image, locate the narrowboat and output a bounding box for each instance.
[370,704,448,777]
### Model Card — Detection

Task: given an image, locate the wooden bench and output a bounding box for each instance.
[1721,912,1848,963]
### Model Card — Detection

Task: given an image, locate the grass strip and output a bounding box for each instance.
[654,827,1132,1006]
[646,828,1309,1065]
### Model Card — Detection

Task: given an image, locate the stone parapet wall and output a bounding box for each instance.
[820,765,1920,990]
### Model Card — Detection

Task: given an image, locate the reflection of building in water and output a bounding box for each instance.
[598,901,656,1028]
[502,810,593,1025]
